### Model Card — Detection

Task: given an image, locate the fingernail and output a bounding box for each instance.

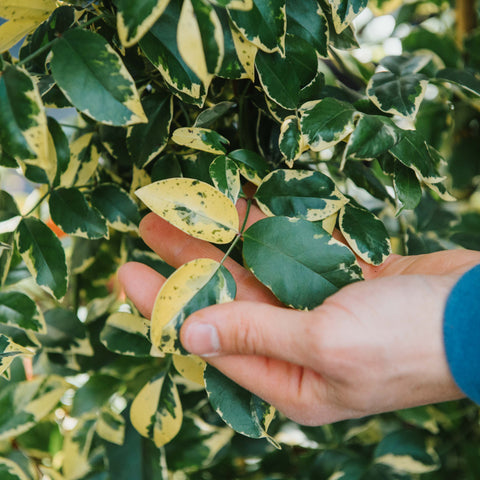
[183,323,220,357]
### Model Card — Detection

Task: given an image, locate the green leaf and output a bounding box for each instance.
[127,93,173,168]
[15,217,68,300]
[0,457,30,480]
[51,29,147,126]
[338,200,392,265]
[0,291,46,333]
[345,115,400,160]
[48,116,70,188]
[150,258,236,354]
[227,149,270,186]
[90,184,140,233]
[367,57,428,119]
[210,0,252,8]
[130,370,183,447]
[193,101,236,128]
[36,308,94,356]
[164,413,233,471]
[393,161,422,211]
[328,0,368,33]
[0,334,33,378]
[135,178,239,244]
[209,155,241,203]
[139,1,206,106]
[71,374,121,418]
[0,65,49,166]
[255,169,348,221]
[389,130,444,184]
[171,127,229,154]
[300,97,358,151]
[100,312,152,357]
[243,216,363,309]
[204,364,275,440]
[0,375,68,441]
[0,190,20,223]
[374,430,440,474]
[49,188,108,239]
[255,34,318,109]
[228,0,286,53]
[436,68,480,97]
[286,0,328,57]
[115,0,171,47]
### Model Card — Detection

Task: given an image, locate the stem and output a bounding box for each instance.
[22,189,51,217]
[219,198,252,266]
[455,0,477,48]
[16,13,107,68]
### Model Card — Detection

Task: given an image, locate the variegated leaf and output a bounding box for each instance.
[96,408,125,446]
[177,0,224,85]
[209,155,241,203]
[300,98,359,151]
[328,0,368,34]
[130,370,183,447]
[0,334,34,377]
[171,127,229,154]
[243,216,363,309]
[150,258,236,354]
[393,161,422,211]
[436,68,480,97]
[135,178,239,243]
[227,149,270,186]
[0,291,46,333]
[228,0,286,54]
[100,312,151,357]
[230,20,257,81]
[51,29,147,126]
[255,169,348,221]
[0,457,30,480]
[279,115,303,167]
[339,200,392,265]
[116,0,171,47]
[209,0,253,8]
[15,217,68,300]
[139,1,206,106]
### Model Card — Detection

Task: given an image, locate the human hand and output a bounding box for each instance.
[118,202,480,426]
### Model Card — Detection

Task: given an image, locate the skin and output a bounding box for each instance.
[118,201,480,426]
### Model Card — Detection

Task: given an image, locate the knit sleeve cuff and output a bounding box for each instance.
[443,264,480,404]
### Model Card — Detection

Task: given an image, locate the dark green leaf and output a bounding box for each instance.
[255,34,318,109]
[48,116,70,187]
[243,216,363,309]
[393,161,422,211]
[0,291,45,333]
[228,0,286,53]
[49,188,108,239]
[227,149,270,186]
[127,93,173,168]
[300,97,358,151]
[15,217,68,300]
[71,375,121,417]
[339,200,392,265]
[194,101,236,128]
[0,190,19,222]
[51,29,147,125]
[90,184,140,233]
[436,68,480,97]
[255,169,347,221]
[329,0,368,34]
[346,115,400,160]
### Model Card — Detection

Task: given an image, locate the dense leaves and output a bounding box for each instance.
[0,0,479,478]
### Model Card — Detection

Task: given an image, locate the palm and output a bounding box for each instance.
[119,207,480,425]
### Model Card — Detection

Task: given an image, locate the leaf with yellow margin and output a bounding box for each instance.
[150,258,236,354]
[173,354,206,386]
[136,178,239,243]
[130,370,183,447]
[172,127,229,154]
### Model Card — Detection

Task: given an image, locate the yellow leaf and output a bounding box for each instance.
[173,354,206,386]
[136,178,239,243]
[231,22,257,82]
[130,372,182,447]
[171,126,228,154]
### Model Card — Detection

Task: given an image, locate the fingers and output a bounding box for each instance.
[180,301,319,368]
[138,201,278,304]
[117,262,165,318]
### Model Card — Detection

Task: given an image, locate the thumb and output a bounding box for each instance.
[180,301,316,367]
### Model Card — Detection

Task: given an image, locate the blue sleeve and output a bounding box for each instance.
[443,264,480,404]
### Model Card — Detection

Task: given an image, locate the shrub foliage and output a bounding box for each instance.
[0,0,479,478]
